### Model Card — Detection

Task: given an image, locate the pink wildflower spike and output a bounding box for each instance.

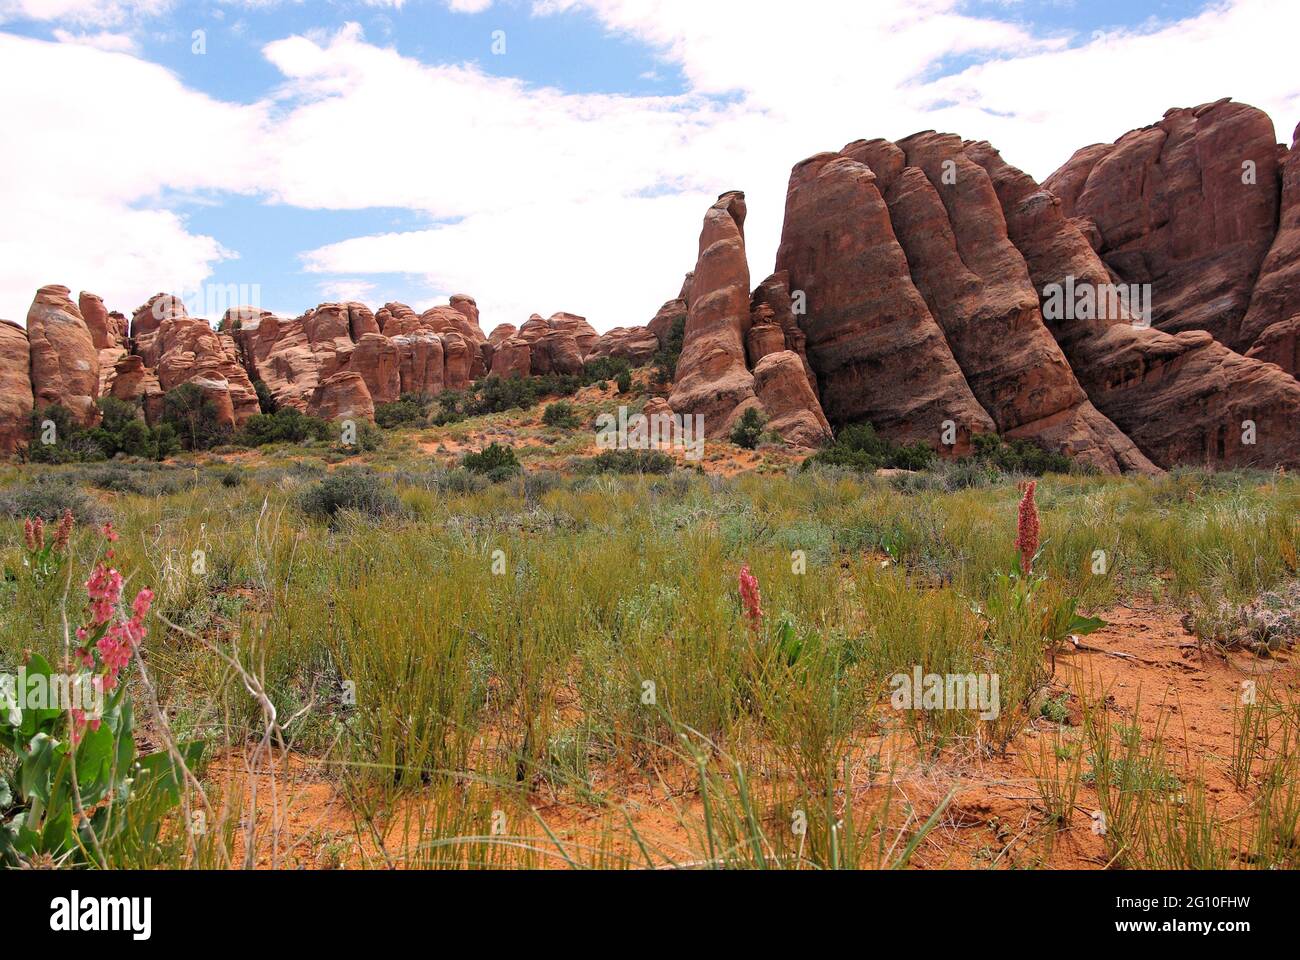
[738,564,763,630]
[1015,480,1040,576]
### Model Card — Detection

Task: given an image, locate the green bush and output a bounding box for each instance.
[803,422,938,473]
[616,370,633,395]
[579,449,675,475]
[968,433,1074,476]
[652,312,686,385]
[299,469,404,521]
[236,407,331,447]
[541,401,582,429]
[24,400,177,463]
[375,394,433,429]
[461,442,521,481]
[163,383,230,452]
[729,407,768,450]
[253,379,278,414]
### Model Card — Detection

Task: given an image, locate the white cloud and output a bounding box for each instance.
[0,0,171,26]
[52,26,137,51]
[3,0,1300,334]
[445,0,492,12]
[0,31,267,321]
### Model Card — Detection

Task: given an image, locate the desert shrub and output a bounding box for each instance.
[299,468,404,521]
[616,369,633,394]
[253,379,278,414]
[523,470,566,498]
[729,407,768,450]
[0,475,102,522]
[802,421,938,473]
[583,357,632,383]
[86,463,195,497]
[462,442,521,481]
[579,449,675,475]
[218,466,245,488]
[375,394,433,429]
[237,407,330,447]
[438,467,490,494]
[542,401,581,429]
[24,401,177,463]
[652,312,686,384]
[969,433,1072,476]
[163,383,230,452]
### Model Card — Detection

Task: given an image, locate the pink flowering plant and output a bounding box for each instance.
[1,520,202,867]
[15,509,74,585]
[974,481,1104,747]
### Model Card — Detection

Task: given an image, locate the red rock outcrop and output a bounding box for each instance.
[750,272,816,392]
[149,310,261,428]
[109,355,164,424]
[311,371,374,423]
[546,312,599,359]
[879,133,1150,473]
[774,154,993,453]
[1044,99,1282,352]
[0,321,32,454]
[26,285,100,426]
[1240,121,1300,373]
[393,332,444,396]
[971,139,1300,469]
[751,350,831,448]
[489,336,531,379]
[441,331,473,390]
[350,332,400,406]
[647,299,686,349]
[669,191,763,438]
[347,302,380,340]
[79,292,128,396]
[1245,316,1300,373]
[588,326,660,365]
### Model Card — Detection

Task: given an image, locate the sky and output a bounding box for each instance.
[1,0,1298,334]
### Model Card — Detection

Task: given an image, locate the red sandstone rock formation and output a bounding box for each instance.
[26,285,100,426]
[489,336,531,379]
[671,191,832,445]
[669,191,763,438]
[970,139,1300,469]
[1240,121,1300,374]
[1044,99,1282,352]
[774,154,993,454]
[588,326,660,365]
[0,320,32,455]
[312,370,374,422]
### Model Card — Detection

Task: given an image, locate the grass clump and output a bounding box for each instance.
[299,468,404,521]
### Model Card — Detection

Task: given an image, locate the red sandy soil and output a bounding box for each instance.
[201,602,1297,869]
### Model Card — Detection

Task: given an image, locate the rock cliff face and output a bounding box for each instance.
[668,191,832,446]
[0,321,32,455]
[761,103,1300,471]
[26,285,100,427]
[969,139,1300,470]
[1044,100,1283,356]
